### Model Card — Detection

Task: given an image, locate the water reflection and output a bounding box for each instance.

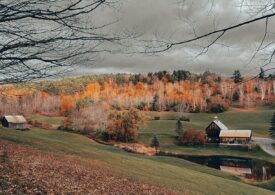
[160,153,275,182]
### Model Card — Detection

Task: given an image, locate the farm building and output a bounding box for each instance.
[205,116,228,143]
[205,116,252,144]
[1,115,27,130]
[219,130,252,144]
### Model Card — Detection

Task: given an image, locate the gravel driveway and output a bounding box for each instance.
[252,137,275,157]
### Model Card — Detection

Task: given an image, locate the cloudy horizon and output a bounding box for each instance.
[77,0,275,75]
[71,0,274,76]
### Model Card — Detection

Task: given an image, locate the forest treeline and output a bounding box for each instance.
[0,70,274,117]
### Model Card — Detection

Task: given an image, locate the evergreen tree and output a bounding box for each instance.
[232,70,243,83]
[150,135,160,148]
[259,68,265,79]
[151,94,160,111]
[175,119,184,138]
[270,112,275,138]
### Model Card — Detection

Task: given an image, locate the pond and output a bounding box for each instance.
[159,152,275,182]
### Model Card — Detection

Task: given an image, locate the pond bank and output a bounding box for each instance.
[157,151,275,182]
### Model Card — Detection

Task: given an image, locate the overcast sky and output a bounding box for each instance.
[74,0,275,76]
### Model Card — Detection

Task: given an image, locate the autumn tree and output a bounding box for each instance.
[175,119,184,138]
[76,97,93,111]
[150,135,160,148]
[270,112,275,138]
[61,104,110,134]
[106,108,144,142]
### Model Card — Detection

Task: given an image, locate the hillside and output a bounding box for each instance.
[0,140,175,194]
[1,126,275,194]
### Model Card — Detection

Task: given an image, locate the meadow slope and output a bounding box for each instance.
[0,127,274,195]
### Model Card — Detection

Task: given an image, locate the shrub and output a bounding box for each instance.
[180,129,206,146]
[207,96,229,113]
[98,131,110,141]
[150,135,160,148]
[154,116,160,120]
[210,104,226,113]
[136,102,146,110]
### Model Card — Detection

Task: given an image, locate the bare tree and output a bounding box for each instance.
[142,0,275,76]
[0,0,124,83]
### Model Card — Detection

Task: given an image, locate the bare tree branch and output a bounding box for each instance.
[0,0,125,83]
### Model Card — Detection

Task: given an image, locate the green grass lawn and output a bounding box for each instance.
[139,108,275,163]
[28,114,65,127]
[142,106,274,135]
[0,107,274,194]
[0,127,275,194]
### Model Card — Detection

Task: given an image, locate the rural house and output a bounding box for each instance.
[205,116,252,145]
[1,115,27,130]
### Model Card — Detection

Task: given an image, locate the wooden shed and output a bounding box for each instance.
[205,116,228,143]
[1,115,27,130]
[219,130,252,144]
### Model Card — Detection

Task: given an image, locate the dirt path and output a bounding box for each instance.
[253,137,275,157]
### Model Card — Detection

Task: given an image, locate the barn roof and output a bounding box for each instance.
[219,130,252,138]
[4,115,27,123]
[212,120,228,130]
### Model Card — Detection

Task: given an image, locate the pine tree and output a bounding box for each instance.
[150,135,160,148]
[232,70,243,83]
[151,94,160,111]
[175,119,184,138]
[270,112,275,138]
[259,68,265,79]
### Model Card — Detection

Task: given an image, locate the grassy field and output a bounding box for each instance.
[0,126,274,194]
[28,114,65,127]
[0,107,274,194]
[142,106,274,135]
[139,106,275,159]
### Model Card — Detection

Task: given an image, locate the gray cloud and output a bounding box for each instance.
[77,0,275,76]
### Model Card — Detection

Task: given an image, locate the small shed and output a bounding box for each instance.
[1,115,27,130]
[205,116,228,143]
[219,130,252,144]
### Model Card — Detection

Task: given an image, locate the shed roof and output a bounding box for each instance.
[4,115,27,123]
[212,120,228,130]
[219,130,252,138]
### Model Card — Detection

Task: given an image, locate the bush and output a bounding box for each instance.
[207,96,229,113]
[136,102,146,110]
[210,104,227,113]
[150,135,160,148]
[98,131,110,141]
[180,129,206,146]
[154,116,160,120]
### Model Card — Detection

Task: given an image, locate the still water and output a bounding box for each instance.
[160,153,275,182]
